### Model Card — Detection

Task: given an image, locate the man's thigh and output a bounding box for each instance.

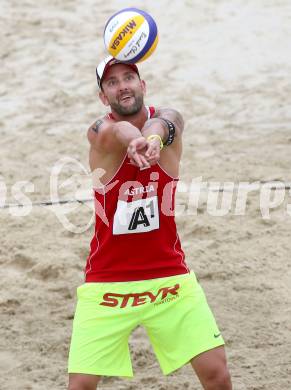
[68,283,139,377]
[141,271,225,375]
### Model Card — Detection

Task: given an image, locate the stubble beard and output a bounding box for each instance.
[110,95,144,116]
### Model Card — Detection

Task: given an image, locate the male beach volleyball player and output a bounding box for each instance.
[68,56,232,390]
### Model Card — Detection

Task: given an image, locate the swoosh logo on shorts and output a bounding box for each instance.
[214,333,221,338]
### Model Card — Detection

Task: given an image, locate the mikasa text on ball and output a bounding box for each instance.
[103,8,158,64]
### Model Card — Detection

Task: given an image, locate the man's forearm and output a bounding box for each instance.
[140,119,168,143]
[113,121,143,147]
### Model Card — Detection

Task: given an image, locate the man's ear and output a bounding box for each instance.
[99,90,110,106]
[141,80,146,95]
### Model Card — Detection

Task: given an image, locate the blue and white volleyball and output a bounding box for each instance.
[103,8,158,64]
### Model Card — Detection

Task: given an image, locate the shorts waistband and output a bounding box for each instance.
[77,270,197,298]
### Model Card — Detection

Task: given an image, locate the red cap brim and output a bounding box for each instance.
[96,57,140,88]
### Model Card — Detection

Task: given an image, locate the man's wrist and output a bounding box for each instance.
[157,118,176,146]
[146,134,164,150]
[141,118,167,144]
[141,117,176,146]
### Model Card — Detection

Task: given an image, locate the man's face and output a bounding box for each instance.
[99,64,146,116]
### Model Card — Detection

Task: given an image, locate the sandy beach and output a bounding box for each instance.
[1,0,291,389]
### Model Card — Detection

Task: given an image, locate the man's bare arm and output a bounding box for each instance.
[87,118,150,168]
[138,108,184,170]
[154,107,184,139]
[88,118,141,150]
[141,108,184,142]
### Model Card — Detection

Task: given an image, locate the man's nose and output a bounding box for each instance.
[118,80,129,91]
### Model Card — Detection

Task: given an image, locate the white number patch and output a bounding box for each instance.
[113,196,159,235]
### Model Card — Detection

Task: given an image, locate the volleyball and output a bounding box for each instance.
[103,8,158,64]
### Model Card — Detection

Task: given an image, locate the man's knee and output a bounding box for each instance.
[204,366,232,390]
[190,345,232,390]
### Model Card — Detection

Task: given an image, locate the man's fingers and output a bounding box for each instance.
[127,138,159,168]
[145,138,161,157]
[147,149,160,161]
[139,154,150,168]
[132,152,143,168]
[145,144,156,157]
[130,151,149,168]
[148,155,158,162]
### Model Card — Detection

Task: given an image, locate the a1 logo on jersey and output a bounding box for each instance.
[113,196,159,235]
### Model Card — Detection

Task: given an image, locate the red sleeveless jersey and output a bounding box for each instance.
[85,106,190,282]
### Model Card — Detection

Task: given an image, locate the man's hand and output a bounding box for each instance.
[145,137,161,165]
[127,137,150,169]
[128,136,162,168]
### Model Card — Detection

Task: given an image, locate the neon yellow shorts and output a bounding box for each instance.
[68,270,224,377]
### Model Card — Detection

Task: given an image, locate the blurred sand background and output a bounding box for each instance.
[1,0,291,389]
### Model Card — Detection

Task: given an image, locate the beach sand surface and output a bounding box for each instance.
[1,0,291,389]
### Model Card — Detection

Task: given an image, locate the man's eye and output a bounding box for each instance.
[126,75,134,80]
[108,80,116,86]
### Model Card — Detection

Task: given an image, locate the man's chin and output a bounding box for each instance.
[120,107,141,116]
[114,104,142,116]
[111,97,144,116]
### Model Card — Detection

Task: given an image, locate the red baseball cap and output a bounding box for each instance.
[96,56,140,89]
